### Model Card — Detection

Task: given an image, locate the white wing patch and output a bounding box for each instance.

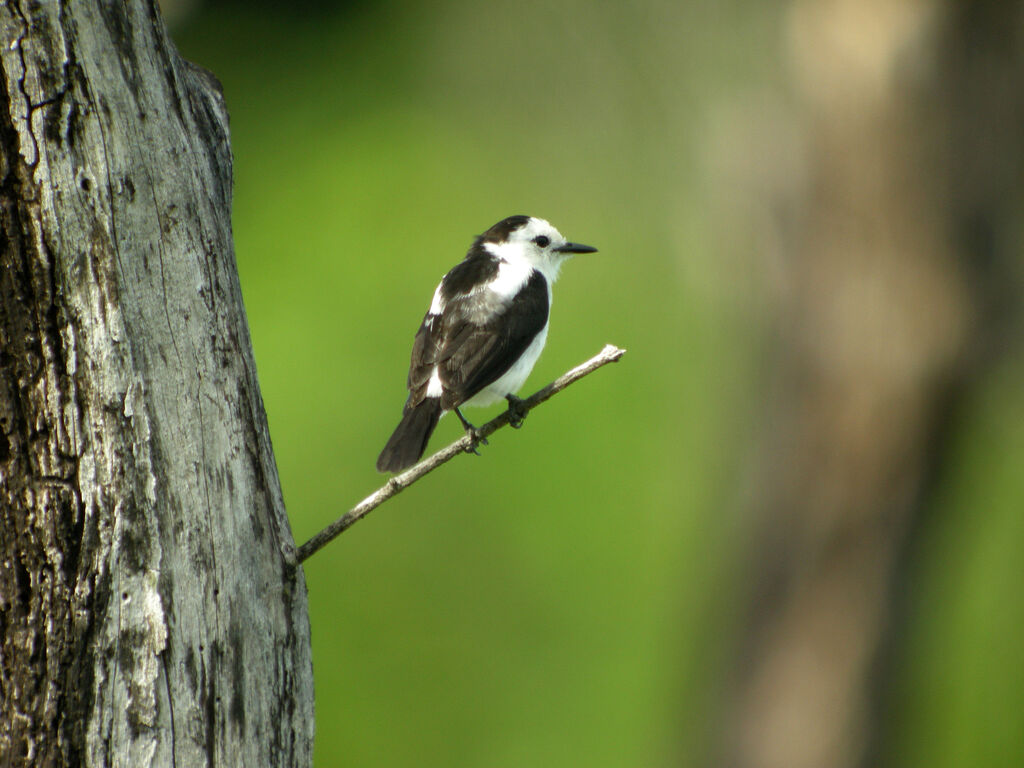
[428,281,445,315]
[426,367,444,397]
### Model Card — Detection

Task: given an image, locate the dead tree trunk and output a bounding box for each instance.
[0,2,314,766]
[717,2,1023,768]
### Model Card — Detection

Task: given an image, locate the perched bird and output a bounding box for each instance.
[376,215,597,473]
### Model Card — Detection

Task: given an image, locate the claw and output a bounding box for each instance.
[505,394,528,428]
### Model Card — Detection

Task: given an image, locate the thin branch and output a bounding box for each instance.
[295,344,627,562]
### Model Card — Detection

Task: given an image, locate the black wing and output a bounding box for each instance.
[405,264,548,412]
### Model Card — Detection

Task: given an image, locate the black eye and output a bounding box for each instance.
[533,235,550,247]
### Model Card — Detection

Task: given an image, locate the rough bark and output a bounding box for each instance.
[0,2,314,767]
[717,2,1023,768]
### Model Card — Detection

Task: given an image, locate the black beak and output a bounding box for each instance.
[554,242,598,254]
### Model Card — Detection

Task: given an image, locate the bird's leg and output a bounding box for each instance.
[454,407,488,453]
[505,394,528,428]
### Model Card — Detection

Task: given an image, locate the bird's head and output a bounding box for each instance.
[478,215,597,281]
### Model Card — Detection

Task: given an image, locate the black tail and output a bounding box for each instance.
[376,398,443,473]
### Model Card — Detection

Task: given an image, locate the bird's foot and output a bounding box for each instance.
[464,429,487,455]
[505,394,528,429]
[455,407,488,453]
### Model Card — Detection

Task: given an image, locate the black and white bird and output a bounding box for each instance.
[376,215,597,473]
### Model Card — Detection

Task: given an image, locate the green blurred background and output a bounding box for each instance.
[170,2,1024,766]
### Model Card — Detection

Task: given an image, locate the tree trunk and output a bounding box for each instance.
[0,2,314,766]
[717,2,1023,768]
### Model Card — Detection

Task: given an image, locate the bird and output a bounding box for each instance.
[376,215,597,473]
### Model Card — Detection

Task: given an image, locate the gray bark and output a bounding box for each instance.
[0,2,314,767]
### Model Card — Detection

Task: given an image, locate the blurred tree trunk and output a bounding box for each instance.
[719,2,1023,768]
[1,2,314,767]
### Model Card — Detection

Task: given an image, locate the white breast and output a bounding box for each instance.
[462,275,552,408]
[463,324,548,407]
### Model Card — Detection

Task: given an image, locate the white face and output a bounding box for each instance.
[509,217,568,258]
[484,217,571,278]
